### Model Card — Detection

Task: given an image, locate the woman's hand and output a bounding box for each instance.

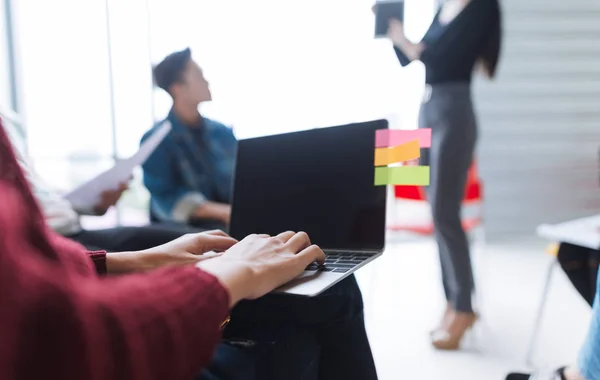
[387,18,425,60]
[372,4,406,44]
[196,231,325,307]
[387,18,406,46]
[106,230,238,274]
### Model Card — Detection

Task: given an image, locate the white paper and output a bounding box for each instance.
[536,214,600,250]
[65,121,172,210]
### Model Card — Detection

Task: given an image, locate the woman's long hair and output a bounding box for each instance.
[480,0,502,78]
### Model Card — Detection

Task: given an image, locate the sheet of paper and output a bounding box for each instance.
[65,121,172,210]
[127,121,173,167]
[536,215,600,250]
[374,139,420,166]
[375,129,432,148]
[374,166,430,186]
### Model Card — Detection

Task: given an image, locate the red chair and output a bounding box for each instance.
[388,161,484,235]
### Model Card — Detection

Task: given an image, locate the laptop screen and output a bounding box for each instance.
[229,119,387,252]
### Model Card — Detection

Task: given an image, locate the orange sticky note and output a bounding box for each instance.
[374,139,420,166]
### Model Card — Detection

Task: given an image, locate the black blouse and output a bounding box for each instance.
[394,0,499,84]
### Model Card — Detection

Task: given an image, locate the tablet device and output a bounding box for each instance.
[374,1,405,38]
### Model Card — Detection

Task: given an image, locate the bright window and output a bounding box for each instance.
[11,0,436,227]
[148,0,436,138]
[14,0,114,189]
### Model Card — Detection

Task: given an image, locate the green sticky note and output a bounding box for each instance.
[374,166,430,186]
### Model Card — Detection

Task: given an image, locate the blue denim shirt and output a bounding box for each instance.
[141,110,236,223]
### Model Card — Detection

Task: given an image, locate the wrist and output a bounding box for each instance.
[218,205,231,224]
[193,202,230,224]
[105,251,144,274]
[393,34,409,48]
[195,258,254,307]
[192,202,216,219]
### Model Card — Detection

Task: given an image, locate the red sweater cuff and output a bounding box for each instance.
[88,251,107,275]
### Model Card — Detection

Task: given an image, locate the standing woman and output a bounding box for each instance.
[384,0,502,350]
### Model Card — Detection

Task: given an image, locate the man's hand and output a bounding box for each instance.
[106,230,238,274]
[93,182,128,215]
[217,204,231,225]
[193,202,231,225]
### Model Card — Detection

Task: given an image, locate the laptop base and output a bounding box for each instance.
[274,252,382,296]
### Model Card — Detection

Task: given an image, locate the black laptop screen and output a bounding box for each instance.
[229,120,388,251]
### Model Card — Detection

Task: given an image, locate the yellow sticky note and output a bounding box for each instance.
[374,139,420,167]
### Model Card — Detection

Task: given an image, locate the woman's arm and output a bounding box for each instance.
[0,179,228,380]
[387,0,493,67]
[2,248,230,380]
[388,19,425,62]
[2,233,326,380]
[414,1,492,66]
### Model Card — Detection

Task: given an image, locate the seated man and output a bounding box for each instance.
[142,48,235,230]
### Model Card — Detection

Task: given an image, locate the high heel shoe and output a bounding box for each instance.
[431,311,478,350]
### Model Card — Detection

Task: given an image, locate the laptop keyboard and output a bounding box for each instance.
[305,252,373,274]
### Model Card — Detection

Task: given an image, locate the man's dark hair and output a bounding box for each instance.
[153,48,192,93]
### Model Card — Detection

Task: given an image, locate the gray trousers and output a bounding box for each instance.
[418,82,477,313]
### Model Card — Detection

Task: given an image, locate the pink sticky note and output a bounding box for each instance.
[375,129,432,148]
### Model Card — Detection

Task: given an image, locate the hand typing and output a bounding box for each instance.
[197,231,325,306]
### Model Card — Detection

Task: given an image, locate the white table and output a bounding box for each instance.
[536,214,600,250]
[527,214,600,365]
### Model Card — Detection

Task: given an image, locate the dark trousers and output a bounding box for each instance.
[557,242,600,307]
[419,82,477,313]
[70,227,377,379]
[199,276,378,380]
[67,223,201,252]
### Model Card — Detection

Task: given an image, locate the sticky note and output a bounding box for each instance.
[375,129,432,148]
[374,166,430,186]
[374,139,420,166]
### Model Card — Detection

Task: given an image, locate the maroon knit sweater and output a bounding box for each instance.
[0,119,230,380]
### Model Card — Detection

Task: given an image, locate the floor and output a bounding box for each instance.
[355,235,593,380]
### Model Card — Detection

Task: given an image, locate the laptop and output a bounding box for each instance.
[229,119,388,296]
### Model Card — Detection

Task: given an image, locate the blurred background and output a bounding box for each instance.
[2,0,600,378]
[2,0,436,228]
[3,0,598,237]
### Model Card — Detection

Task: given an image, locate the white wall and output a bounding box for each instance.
[474,0,600,239]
